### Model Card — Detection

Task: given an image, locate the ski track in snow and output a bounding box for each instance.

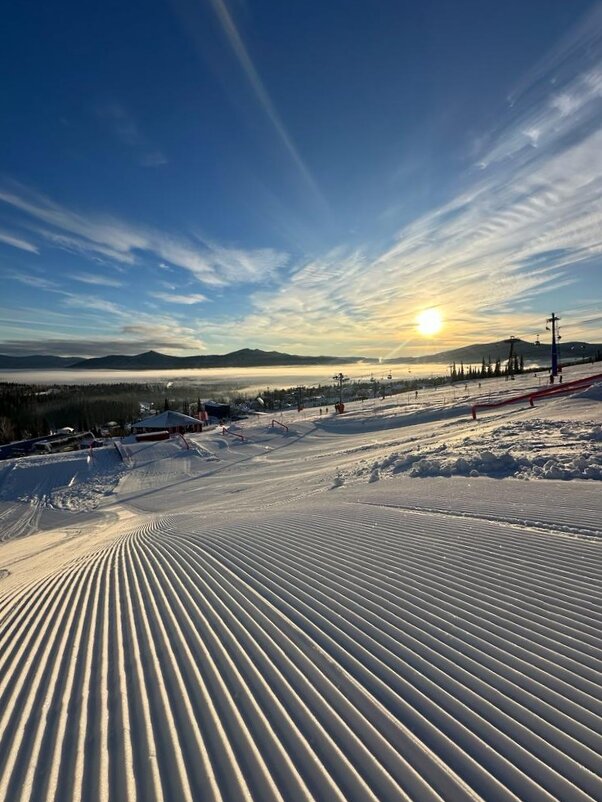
[1,500,601,801]
[0,365,601,801]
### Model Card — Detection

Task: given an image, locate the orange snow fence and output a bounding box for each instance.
[170,432,190,449]
[271,419,289,431]
[471,372,602,420]
[222,426,244,442]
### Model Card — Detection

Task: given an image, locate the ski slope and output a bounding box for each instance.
[0,365,601,801]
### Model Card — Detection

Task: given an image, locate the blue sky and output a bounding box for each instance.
[1,0,601,357]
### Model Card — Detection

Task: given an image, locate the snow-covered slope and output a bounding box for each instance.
[0,365,601,801]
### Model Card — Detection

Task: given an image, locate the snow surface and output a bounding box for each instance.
[0,365,601,801]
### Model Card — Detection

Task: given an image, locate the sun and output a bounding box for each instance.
[416,308,443,337]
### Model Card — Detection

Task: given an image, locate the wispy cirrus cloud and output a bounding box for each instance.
[62,294,125,317]
[34,228,136,265]
[479,4,602,170]
[0,292,209,356]
[173,0,328,216]
[3,270,60,291]
[150,291,208,304]
[0,229,39,254]
[207,0,316,190]
[68,272,124,288]
[0,182,289,287]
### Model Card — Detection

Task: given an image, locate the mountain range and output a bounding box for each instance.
[0,340,600,371]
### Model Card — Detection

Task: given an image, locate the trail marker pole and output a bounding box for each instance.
[503,335,518,378]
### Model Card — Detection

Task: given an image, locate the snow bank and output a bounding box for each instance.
[378,449,602,480]
[362,416,602,482]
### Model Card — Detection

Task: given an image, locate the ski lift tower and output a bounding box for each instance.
[332,372,348,409]
[503,336,518,378]
[546,313,560,381]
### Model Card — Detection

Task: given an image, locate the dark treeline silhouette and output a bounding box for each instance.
[450,354,525,381]
[0,383,231,444]
[449,349,602,383]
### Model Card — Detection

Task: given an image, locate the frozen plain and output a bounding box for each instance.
[0,364,601,801]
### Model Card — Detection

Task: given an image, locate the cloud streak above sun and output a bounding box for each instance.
[206,0,327,211]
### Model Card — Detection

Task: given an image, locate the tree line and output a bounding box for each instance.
[0,383,230,444]
[450,355,525,382]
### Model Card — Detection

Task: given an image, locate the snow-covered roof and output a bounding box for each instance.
[132,410,201,429]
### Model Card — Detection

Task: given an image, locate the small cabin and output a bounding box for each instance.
[131,410,203,435]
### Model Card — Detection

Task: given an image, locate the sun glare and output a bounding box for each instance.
[416,308,443,337]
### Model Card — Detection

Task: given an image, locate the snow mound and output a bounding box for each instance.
[417,451,601,480]
[0,446,124,512]
[361,413,602,482]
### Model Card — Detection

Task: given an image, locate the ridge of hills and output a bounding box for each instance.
[0,340,600,371]
[391,338,602,365]
[69,348,368,370]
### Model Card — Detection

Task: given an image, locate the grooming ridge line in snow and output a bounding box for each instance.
[0,363,601,801]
